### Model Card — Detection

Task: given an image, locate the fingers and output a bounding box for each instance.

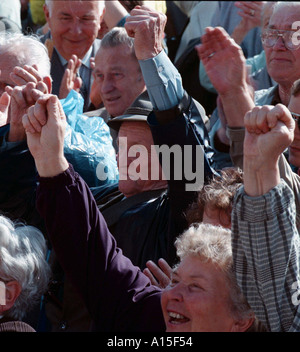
[143,267,159,287]
[244,104,294,135]
[23,94,51,133]
[125,4,167,48]
[59,55,82,99]
[8,82,44,108]
[23,94,65,134]
[10,65,43,86]
[0,92,10,123]
[235,1,265,15]
[0,91,11,112]
[90,57,95,70]
[197,26,240,64]
[144,259,171,289]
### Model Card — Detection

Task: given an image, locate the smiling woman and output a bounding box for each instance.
[160,223,257,332]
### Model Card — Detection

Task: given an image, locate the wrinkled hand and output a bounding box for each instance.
[243,104,294,196]
[10,64,44,87]
[23,94,69,177]
[0,92,10,127]
[7,82,47,142]
[125,5,167,60]
[244,104,294,168]
[59,55,82,99]
[6,65,49,142]
[196,26,248,97]
[235,1,266,30]
[143,258,172,289]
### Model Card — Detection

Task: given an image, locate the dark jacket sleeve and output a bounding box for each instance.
[36,166,165,332]
[148,92,219,265]
[0,128,44,231]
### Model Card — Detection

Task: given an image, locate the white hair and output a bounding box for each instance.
[0,215,51,320]
[45,0,105,16]
[175,223,253,322]
[0,32,51,78]
[272,1,300,17]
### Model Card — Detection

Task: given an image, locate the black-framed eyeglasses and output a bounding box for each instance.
[290,111,300,129]
[261,29,300,51]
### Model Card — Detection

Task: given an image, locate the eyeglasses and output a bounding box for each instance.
[290,111,300,129]
[261,29,300,51]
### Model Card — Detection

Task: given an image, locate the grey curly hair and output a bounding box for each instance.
[174,223,253,323]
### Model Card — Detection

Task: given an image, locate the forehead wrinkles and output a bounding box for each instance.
[96,45,137,66]
[52,1,100,16]
[270,8,300,29]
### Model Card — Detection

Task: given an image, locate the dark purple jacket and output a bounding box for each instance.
[36,166,165,332]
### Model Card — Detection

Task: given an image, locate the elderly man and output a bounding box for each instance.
[197,1,300,168]
[41,0,104,111]
[85,26,148,150]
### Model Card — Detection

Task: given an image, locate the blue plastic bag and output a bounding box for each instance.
[61,90,119,187]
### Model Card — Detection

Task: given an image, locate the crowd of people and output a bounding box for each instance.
[0,0,300,334]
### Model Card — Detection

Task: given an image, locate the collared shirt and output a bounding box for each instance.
[232,180,300,332]
[139,50,184,111]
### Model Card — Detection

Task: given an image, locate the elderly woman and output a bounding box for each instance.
[0,216,51,332]
[161,223,256,332]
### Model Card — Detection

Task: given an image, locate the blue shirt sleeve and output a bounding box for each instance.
[139,50,184,111]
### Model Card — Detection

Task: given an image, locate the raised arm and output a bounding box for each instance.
[23,94,164,332]
[125,5,184,112]
[196,26,255,129]
[232,104,300,331]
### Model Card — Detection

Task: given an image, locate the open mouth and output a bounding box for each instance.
[168,311,190,325]
[106,97,120,103]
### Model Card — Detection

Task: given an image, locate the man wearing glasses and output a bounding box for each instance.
[197,1,300,169]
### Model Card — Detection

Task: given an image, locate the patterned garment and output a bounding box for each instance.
[231,180,300,332]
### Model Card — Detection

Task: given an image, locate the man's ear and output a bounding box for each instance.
[231,316,255,332]
[0,281,21,314]
[100,7,106,24]
[43,76,52,94]
[43,4,50,24]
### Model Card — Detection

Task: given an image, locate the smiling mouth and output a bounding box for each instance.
[168,311,190,325]
[290,145,300,152]
[105,97,120,103]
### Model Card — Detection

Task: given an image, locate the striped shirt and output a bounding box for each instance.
[232,180,300,331]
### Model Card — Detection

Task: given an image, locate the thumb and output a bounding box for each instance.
[46,95,65,123]
[0,92,11,113]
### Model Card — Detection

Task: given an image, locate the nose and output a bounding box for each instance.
[68,17,83,35]
[165,283,184,302]
[100,75,114,94]
[273,34,288,50]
